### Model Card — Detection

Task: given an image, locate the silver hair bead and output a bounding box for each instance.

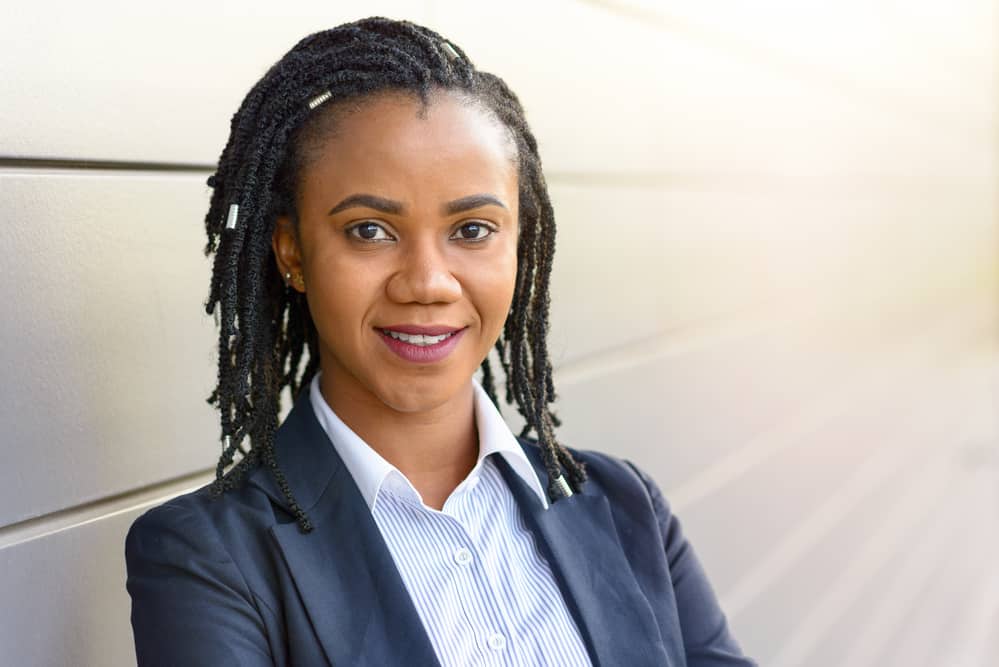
[441,41,460,60]
[308,90,333,110]
[225,203,239,230]
[552,473,574,498]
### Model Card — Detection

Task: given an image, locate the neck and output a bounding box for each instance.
[318,369,480,510]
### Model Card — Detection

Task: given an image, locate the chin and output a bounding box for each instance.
[375,373,470,414]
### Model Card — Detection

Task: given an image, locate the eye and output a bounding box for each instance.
[346,221,394,242]
[451,221,496,243]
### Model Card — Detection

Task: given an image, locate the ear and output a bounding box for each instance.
[272,215,306,293]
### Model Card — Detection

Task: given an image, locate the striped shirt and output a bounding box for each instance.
[309,372,592,666]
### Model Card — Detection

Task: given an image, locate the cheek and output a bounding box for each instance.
[305,253,382,338]
[466,244,518,333]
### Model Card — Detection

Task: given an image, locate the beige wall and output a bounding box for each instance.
[2,1,996,664]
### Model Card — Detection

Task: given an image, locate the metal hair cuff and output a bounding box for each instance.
[308,90,333,110]
[441,41,460,60]
[552,473,574,498]
[225,203,239,230]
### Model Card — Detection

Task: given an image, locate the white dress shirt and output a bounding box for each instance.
[309,372,592,666]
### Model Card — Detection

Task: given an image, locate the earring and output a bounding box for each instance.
[284,271,305,291]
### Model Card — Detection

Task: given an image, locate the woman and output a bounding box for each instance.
[125,16,755,667]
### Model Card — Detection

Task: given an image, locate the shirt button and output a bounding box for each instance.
[454,547,473,566]
[487,633,506,651]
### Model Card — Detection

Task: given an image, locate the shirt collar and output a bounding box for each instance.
[308,372,549,511]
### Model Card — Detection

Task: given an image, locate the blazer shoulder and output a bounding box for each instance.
[125,465,282,570]
[125,484,229,570]
[526,441,758,664]
[124,479,277,666]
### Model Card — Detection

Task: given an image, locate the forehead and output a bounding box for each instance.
[298,90,518,204]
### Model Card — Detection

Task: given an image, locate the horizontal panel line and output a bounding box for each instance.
[0,468,215,551]
[0,156,213,173]
[842,481,995,667]
[657,298,990,514]
[553,299,783,388]
[554,291,992,394]
[769,460,965,667]
[546,170,994,194]
[721,376,972,621]
[0,158,989,194]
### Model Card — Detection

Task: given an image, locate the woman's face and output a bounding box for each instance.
[273,90,520,414]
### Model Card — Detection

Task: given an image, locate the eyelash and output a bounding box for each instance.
[345,220,497,244]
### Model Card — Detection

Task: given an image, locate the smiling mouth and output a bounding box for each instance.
[375,326,469,364]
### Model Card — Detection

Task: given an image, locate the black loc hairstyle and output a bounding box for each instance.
[202,16,587,533]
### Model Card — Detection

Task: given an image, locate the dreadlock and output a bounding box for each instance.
[203,16,586,533]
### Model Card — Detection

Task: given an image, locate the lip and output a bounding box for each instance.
[376,326,468,364]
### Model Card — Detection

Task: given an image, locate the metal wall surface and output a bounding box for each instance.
[2,1,996,665]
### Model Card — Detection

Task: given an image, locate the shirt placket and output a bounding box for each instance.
[446,477,523,666]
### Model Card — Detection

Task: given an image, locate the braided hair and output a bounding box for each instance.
[202,16,586,533]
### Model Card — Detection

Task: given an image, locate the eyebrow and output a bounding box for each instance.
[327,193,507,217]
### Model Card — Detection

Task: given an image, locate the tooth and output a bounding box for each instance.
[385,330,452,346]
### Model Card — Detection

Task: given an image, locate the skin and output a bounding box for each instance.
[272,90,520,510]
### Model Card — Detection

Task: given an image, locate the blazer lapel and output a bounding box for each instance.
[249,388,440,667]
[497,446,675,667]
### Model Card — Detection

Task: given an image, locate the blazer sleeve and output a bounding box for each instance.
[626,461,758,667]
[124,500,275,667]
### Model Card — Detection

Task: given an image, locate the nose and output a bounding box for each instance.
[385,236,462,304]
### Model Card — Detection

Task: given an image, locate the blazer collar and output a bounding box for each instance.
[247,385,673,667]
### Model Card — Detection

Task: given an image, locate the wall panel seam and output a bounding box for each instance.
[0,468,215,551]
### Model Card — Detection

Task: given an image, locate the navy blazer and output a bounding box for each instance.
[125,386,755,666]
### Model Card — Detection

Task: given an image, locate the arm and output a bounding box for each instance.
[626,461,758,667]
[124,501,275,667]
